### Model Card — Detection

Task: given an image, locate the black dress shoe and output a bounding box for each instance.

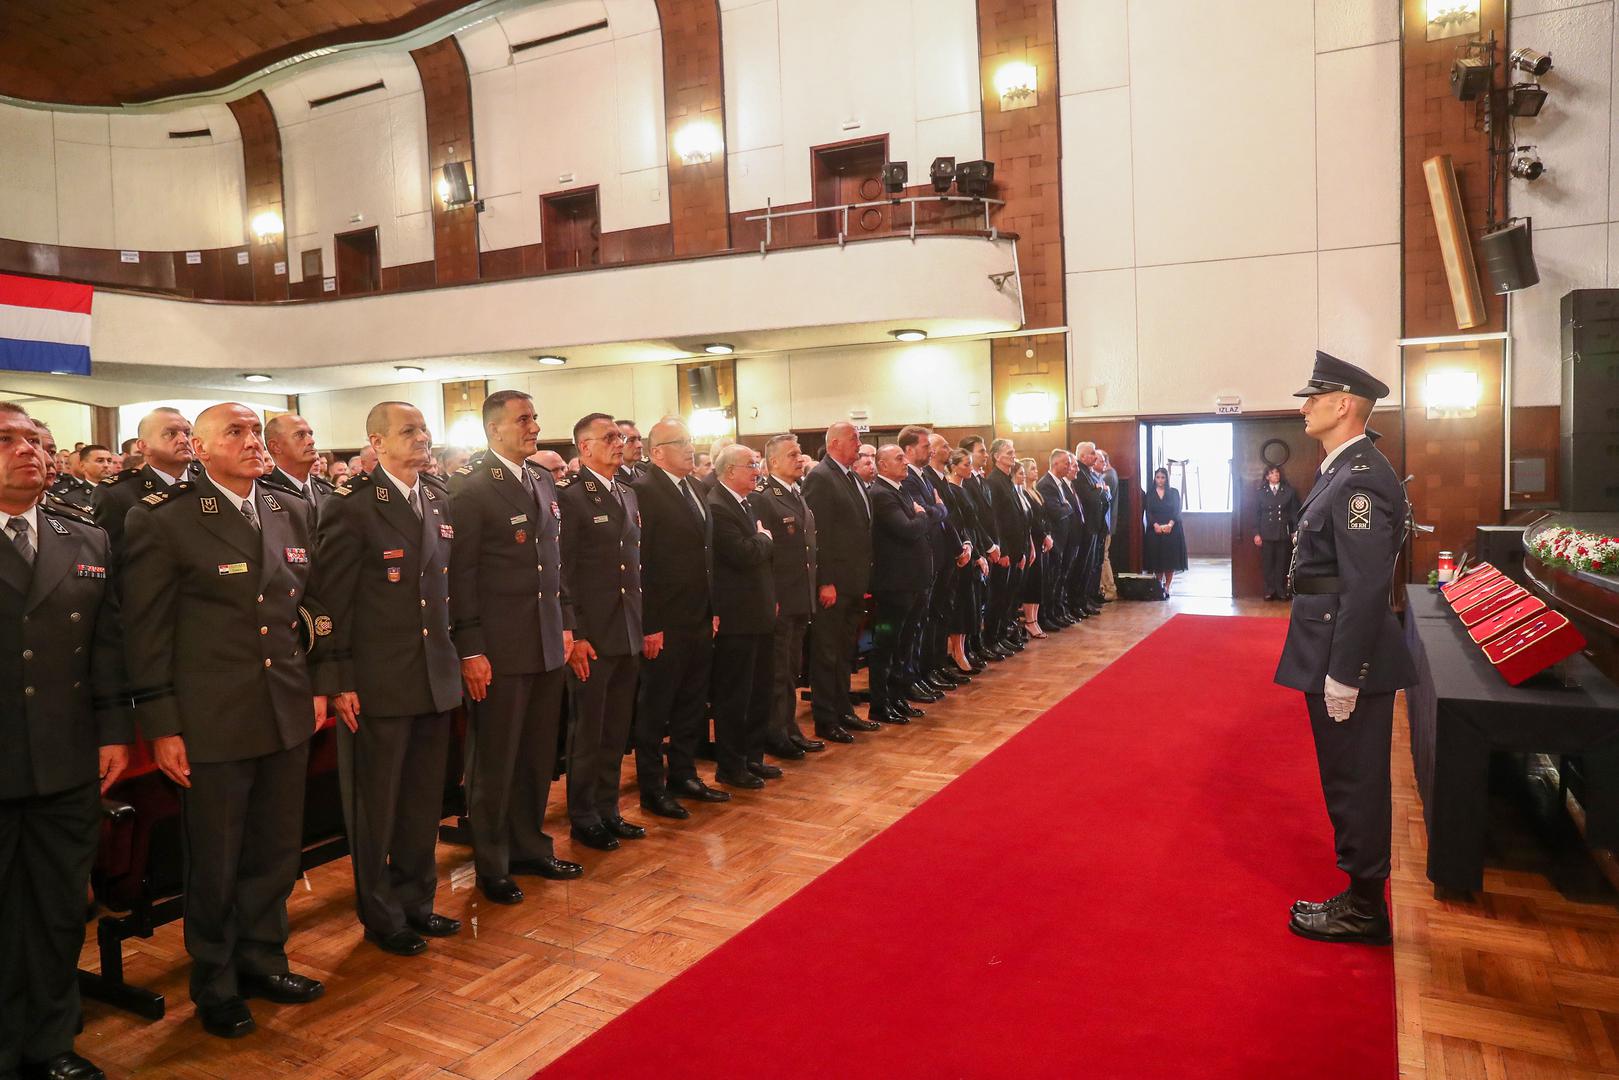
[570,823,620,850]
[408,913,462,937]
[477,875,525,904]
[896,702,924,718]
[22,1052,105,1080]
[1287,894,1391,945]
[789,731,826,753]
[715,769,765,789]
[1290,890,1350,917]
[365,927,428,956]
[815,725,855,743]
[764,739,806,760]
[511,855,585,880]
[1083,605,1102,617]
[198,997,255,1039]
[842,714,880,732]
[670,777,731,802]
[239,971,324,1004]
[875,707,909,725]
[747,761,783,779]
[640,792,691,819]
[604,816,646,840]
[933,668,969,686]
[922,675,953,693]
[906,685,942,704]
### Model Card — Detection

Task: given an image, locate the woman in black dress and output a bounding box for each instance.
[944,450,987,673]
[1017,459,1049,637]
[1142,467,1188,595]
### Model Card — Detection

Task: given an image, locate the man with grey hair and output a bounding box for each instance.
[1036,449,1079,630]
[853,442,877,484]
[752,433,823,758]
[262,413,332,524]
[528,449,567,482]
[1068,441,1106,618]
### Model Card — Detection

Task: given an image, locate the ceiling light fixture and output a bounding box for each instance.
[702,343,734,355]
[890,329,927,342]
[242,373,273,383]
[394,364,424,375]
[536,355,567,366]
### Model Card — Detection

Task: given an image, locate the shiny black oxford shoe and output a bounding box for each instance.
[1287,894,1391,946]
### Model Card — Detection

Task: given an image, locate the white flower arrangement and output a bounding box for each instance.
[1529,525,1619,578]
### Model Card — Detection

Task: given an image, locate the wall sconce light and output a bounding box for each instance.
[1425,368,1481,419]
[250,210,284,245]
[436,161,476,209]
[1427,0,1479,41]
[993,61,1038,111]
[447,413,486,448]
[1005,389,1055,431]
[673,120,723,166]
[687,407,732,441]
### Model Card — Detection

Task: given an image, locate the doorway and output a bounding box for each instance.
[1145,421,1234,597]
[811,136,888,240]
[334,227,380,296]
[541,187,601,271]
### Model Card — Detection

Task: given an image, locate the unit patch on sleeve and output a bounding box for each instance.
[1347,492,1372,531]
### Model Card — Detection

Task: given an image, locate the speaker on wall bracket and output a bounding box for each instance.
[1480,217,1540,294]
[1423,155,1488,330]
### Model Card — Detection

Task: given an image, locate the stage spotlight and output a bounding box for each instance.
[1450,57,1491,101]
[882,161,908,197]
[930,157,956,195]
[1508,82,1548,117]
[1509,148,1544,181]
[955,160,995,198]
[1509,48,1552,76]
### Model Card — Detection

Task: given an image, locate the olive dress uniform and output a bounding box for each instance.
[1,497,131,1079]
[557,469,643,836]
[92,464,186,578]
[751,476,818,754]
[1255,479,1302,599]
[48,474,95,511]
[1275,352,1417,944]
[122,475,327,1009]
[310,469,461,941]
[263,467,335,530]
[447,452,572,883]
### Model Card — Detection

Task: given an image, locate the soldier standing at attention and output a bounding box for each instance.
[448,390,582,905]
[1276,351,1416,946]
[310,401,464,955]
[0,404,131,1080]
[92,407,194,569]
[751,434,824,759]
[559,413,646,851]
[122,403,330,1038]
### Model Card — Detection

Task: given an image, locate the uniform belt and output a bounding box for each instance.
[1291,576,1343,595]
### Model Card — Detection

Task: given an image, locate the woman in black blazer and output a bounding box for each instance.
[943,450,986,674]
[1142,467,1188,596]
[1017,459,1050,637]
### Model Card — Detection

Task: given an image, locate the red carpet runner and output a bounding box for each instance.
[541,614,1397,1079]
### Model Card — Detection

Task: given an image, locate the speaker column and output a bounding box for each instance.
[1561,289,1619,510]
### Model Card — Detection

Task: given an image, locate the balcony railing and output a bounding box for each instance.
[743,195,1005,254]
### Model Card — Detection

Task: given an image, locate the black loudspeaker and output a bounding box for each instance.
[1563,289,1619,324]
[1476,525,1529,585]
[1561,353,1619,435]
[686,365,720,410]
[1115,574,1164,601]
[1480,218,1539,294]
[1559,289,1619,510]
[1561,432,1619,510]
[439,162,473,206]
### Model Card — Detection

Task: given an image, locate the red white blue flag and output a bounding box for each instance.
[0,272,93,376]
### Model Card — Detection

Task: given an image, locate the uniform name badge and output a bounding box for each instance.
[593,514,610,524]
[218,561,249,576]
[284,547,308,564]
[510,514,528,525]
[382,548,405,560]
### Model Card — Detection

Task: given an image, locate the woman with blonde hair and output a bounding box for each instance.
[1016,459,1050,638]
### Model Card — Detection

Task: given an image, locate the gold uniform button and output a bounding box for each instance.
[21,649,32,660]
[288,589,297,597]
[24,686,34,697]
[420,599,427,608]
[422,628,429,637]
[264,658,273,668]
[620,587,626,594]
[260,626,269,635]
[69,612,81,622]
[257,594,265,603]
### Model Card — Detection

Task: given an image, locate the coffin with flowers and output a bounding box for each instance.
[1523,515,1619,681]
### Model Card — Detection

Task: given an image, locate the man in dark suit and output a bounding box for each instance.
[867,445,933,725]
[52,445,113,510]
[1067,442,1106,619]
[92,408,195,574]
[632,417,729,819]
[263,413,334,526]
[958,436,1000,663]
[1036,450,1078,630]
[448,391,581,903]
[894,427,951,706]
[615,419,647,486]
[706,443,777,786]
[751,434,823,760]
[800,422,878,743]
[924,433,973,684]
[310,402,463,956]
[559,413,646,850]
[1277,352,1416,946]
[983,439,1029,654]
[122,403,328,1039]
[1,405,131,1080]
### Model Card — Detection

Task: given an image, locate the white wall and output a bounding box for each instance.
[296,380,446,449]
[1061,0,1402,417]
[1506,0,1618,407]
[459,0,667,251]
[269,52,434,281]
[0,102,245,250]
[720,0,983,211]
[738,339,992,432]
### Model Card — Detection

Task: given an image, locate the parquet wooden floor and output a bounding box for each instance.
[71,594,1619,1078]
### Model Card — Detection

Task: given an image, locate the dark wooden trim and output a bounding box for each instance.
[308,80,386,109]
[510,19,609,53]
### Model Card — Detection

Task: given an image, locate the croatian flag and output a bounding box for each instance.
[0,272,93,376]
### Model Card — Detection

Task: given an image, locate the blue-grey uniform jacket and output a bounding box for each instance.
[1274,436,1416,695]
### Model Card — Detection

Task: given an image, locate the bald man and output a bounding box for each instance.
[122,403,329,1038]
[92,407,195,572]
[528,449,567,482]
[262,413,333,523]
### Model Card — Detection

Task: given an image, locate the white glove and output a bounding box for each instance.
[1323,675,1359,723]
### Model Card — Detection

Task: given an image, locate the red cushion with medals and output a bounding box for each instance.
[1481,610,1588,686]
[1451,575,1517,618]
[1458,583,1528,627]
[1467,594,1546,644]
[1444,564,1502,607]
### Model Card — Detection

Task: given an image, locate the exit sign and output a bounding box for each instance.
[1214,397,1242,415]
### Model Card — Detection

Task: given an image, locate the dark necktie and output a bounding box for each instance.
[846,466,868,517]
[679,477,704,522]
[407,487,421,519]
[7,517,33,566]
[240,496,260,532]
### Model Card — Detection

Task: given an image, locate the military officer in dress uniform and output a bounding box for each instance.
[310,402,463,956]
[1253,464,1302,600]
[92,408,195,574]
[614,419,647,486]
[752,434,824,760]
[263,413,334,527]
[0,405,131,1080]
[1276,351,1416,946]
[559,413,647,850]
[50,445,112,511]
[448,391,582,906]
[122,403,329,1038]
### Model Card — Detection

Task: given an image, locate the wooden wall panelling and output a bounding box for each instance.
[1509,404,1560,507]
[411,36,477,286]
[1068,417,1140,573]
[654,0,731,256]
[991,333,1067,464]
[228,91,289,302]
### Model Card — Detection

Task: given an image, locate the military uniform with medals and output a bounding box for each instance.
[749,474,819,756]
[48,473,95,511]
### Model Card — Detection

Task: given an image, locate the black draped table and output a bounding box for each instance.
[1403,589,1619,893]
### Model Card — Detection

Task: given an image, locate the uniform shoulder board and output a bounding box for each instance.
[454,463,475,476]
[41,494,96,526]
[142,480,193,508]
[97,474,118,486]
[421,470,449,491]
[556,475,574,489]
[334,474,370,497]
[111,467,144,485]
